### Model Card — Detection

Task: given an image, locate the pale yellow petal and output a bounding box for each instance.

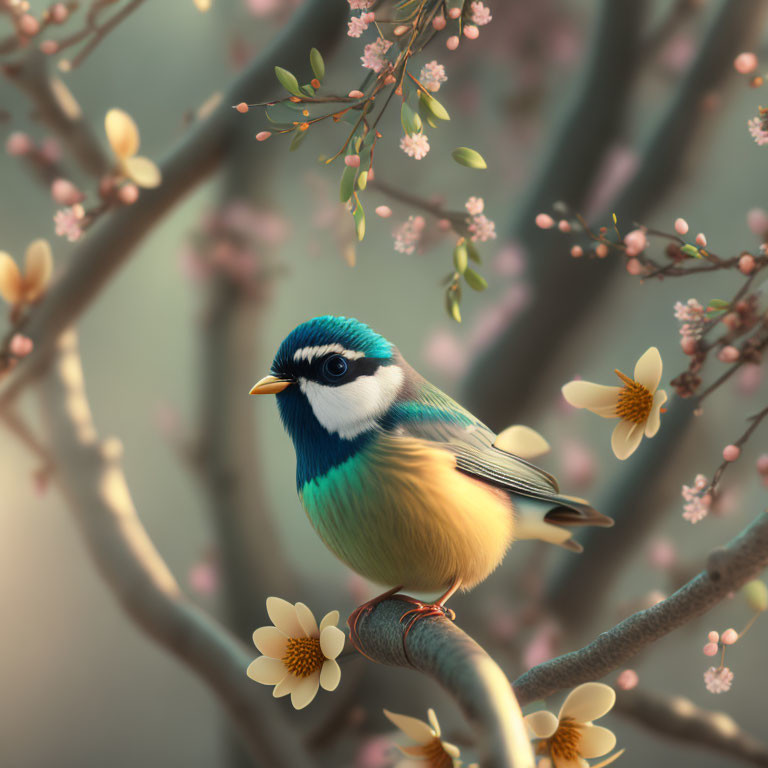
[558,682,616,723]
[319,658,341,691]
[578,724,616,758]
[588,749,625,768]
[561,381,620,418]
[494,425,550,459]
[633,346,662,393]
[246,656,286,685]
[295,601,319,636]
[273,674,297,698]
[193,0,211,10]
[383,709,434,743]
[427,708,441,736]
[23,239,53,301]
[122,155,161,188]
[252,626,288,659]
[611,420,643,460]
[266,596,303,637]
[552,756,588,768]
[319,609,340,631]
[523,709,558,739]
[319,624,346,659]
[441,741,460,758]
[645,389,667,438]
[105,108,140,158]
[290,670,320,710]
[0,252,22,304]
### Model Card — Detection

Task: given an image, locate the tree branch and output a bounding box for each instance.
[615,687,768,768]
[352,599,535,768]
[39,330,317,768]
[512,511,768,705]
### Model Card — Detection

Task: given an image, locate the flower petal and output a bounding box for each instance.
[246,656,287,685]
[551,757,588,768]
[578,724,616,758]
[266,596,303,637]
[561,381,620,418]
[383,709,434,743]
[558,682,616,723]
[319,658,341,691]
[272,674,296,698]
[494,425,550,459]
[441,741,461,758]
[633,346,662,393]
[290,670,320,710]
[319,609,340,631]
[588,749,625,768]
[295,601,319,636]
[105,108,140,159]
[320,625,346,659]
[427,708,441,736]
[252,626,288,659]
[23,239,52,301]
[611,420,643,460]
[122,155,162,188]
[645,389,667,438]
[523,709,558,739]
[0,252,22,304]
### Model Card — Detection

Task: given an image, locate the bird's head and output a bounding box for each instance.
[250,316,405,445]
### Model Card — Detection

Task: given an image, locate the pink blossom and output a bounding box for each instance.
[623,228,647,256]
[348,0,372,8]
[399,132,430,159]
[702,642,719,657]
[708,630,720,644]
[361,38,392,72]
[393,215,425,254]
[723,444,741,462]
[51,178,84,206]
[674,217,689,235]
[734,52,758,74]
[375,205,392,218]
[420,60,447,92]
[748,117,768,146]
[746,207,768,236]
[469,214,496,242]
[739,254,756,274]
[721,628,739,645]
[535,213,554,229]
[616,669,639,691]
[446,35,459,50]
[463,24,479,39]
[570,245,583,258]
[718,346,739,363]
[704,666,733,694]
[470,1,492,25]
[5,131,33,156]
[54,205,84,242]
[347,15,368,37]
[465,196,484,216]
[682,473,711,524]
[9,334,34,357]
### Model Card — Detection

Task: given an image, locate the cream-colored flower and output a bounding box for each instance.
[384,708,473,767]
[105,109,162,188]
[524,682,623,768]
[561,347,667,460]
[246,597,344,710]
[0,239,53,306]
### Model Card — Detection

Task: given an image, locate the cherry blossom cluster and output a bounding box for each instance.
[731,50,768,146]
[681,473,711,524]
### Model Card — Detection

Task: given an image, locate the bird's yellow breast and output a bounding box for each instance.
[300,433,515,593]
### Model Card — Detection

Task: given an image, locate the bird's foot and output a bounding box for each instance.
[399,599,456,634]
[347,585,404,660]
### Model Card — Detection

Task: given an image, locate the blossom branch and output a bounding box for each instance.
[351,599,535,768]
[614,687,768,767]
[513,511,768,705]
[38,329,318,768]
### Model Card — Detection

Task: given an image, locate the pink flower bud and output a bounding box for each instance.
[703,642,719,656]
[39,137,60,163]
[721,628,739,645]
[674,217,689,235]
[348,90,364,99]
[747,207,768,235]
[5,131,33,156]
[756,454,768,475]
[50,3,69,23]
[51,178,84,206]
[739,254,755,274]
[734,52,758,74]
[393,24,409,35]
[448,6,461,18]
[39,39,59,55]
[375,205,392,218]
[18,14,40,37]
[255,131,272,142]
[723,444,741,462]
[695,233,707,247]
[118,183,139,205]
[681,336,697,355]
[558,219,571,232]
[344,154,360,168]
[722,312,740,331]
[433,15,446,30]
[383,74,396,84]
[437,218,452,231]
[708,630,720,643]
[624,228,647,256]
[570,245,583,258]
[446,35,460,50]
[535,213,554,229]
[717,346,739,363]
[616,669,639,690]
[235,102,249,114]
[463,24,479,39]
[595,243,609,258]
[9,334,34,357]
[362,12,375,23]
[626,258,643,275]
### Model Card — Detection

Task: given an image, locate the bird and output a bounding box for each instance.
[250,316,612,645]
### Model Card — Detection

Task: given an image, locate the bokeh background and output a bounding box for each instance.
[1,1,767,766]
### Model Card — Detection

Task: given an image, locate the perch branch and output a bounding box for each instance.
[39,330,317,768]
[512,511,768,705]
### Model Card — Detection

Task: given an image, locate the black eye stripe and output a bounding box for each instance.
[288,355,388,386]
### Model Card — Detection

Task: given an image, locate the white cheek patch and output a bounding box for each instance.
[300,365,404,440]
[293,344,365,364]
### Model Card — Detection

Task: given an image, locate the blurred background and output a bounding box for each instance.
[1,1,767,766]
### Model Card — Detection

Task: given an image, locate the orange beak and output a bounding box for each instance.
[249,375,293,395]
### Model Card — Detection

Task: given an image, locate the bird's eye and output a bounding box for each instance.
[323,354,348,379]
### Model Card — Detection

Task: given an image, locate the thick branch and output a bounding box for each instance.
[353,600,534,768]
[0,0,347,412]
[615,688,768,767]
[39,330,316,768]
[512,512,768,705]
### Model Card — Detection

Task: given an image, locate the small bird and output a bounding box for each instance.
[250,316,611,640]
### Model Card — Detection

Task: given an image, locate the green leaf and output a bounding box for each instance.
[464,267,488,291]
[452,147,487,169]
[339,165,356,203]
[357,170,368,190]
[707,299,730,310]
[274,66,302,97]
[453,242,468,273]
[447,293,462,323]
[300,84,315,96]
[401,102,422,136]
[310,48,325,81]
[353,197,366,241]
[289,128,307,151]
[680,243,702,259]
[420,91,450,121]
[466,240,481,264]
